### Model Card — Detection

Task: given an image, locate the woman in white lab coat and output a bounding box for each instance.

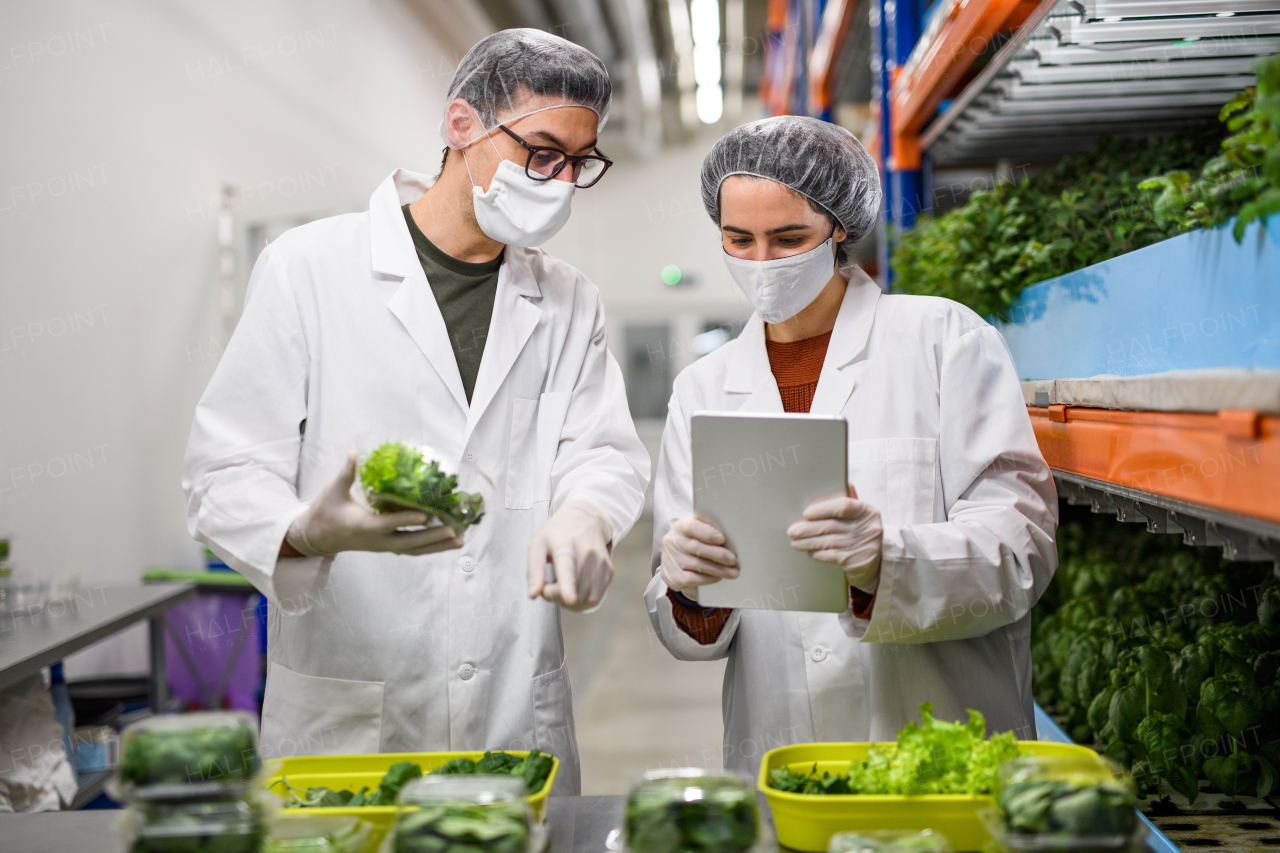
[645,116,1058,779]
[183,32,649,793]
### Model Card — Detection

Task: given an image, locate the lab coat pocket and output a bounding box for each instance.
[505,392,571,510]
[260,661,384,759]
[847,437,938,527]
[532,664,579,793]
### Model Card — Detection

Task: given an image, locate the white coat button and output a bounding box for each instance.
[460,556,475,572]
[811,646,828,662]
[464,451,477,463]
[459,664,475,680]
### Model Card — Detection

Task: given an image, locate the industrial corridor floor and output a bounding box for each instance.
[561,517,728,795]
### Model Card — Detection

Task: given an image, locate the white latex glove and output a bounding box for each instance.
[787,485,883,591]
[527,499,615,612]
[659,515,739,593]
[286,452,465,557]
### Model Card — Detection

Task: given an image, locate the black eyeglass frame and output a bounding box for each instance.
[497,125,613,188]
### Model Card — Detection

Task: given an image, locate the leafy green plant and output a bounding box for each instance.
[1141,53,1280,241]
[392,799,530,853]
[625,776,759,853]
[119,723,259,790]
[277,752,555,808]
[998,778,1137,838]
[892,127,1222,320]
[359,442,485,533]
[1032,502,1280,805]
[769,703,1020,796]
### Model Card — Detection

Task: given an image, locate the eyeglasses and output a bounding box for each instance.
[497,125,613,188]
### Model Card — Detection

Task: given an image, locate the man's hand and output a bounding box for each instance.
[659,515,738,593]
[285,452,465,557]
[787,484,883,590]
[527,500,614,612]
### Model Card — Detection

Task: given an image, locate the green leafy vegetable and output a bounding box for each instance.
[119,723,259,790]
[998,779,1137,838]
[625,776,758,853]
[892,126,1222,320]
[359,442,485,533]
[393,800,529,853]
[1032,501,1280,805]
[768,703,1020,795]
[278,752,554,809]
[1141,52,1280,241]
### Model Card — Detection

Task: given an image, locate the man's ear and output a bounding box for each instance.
[443,98,482,149]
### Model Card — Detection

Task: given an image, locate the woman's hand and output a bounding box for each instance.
[788,484,883,591]
[660,516,739,593]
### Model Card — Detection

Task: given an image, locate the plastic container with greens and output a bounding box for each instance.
[267,814,372,852]
[827,829,952,853]
[112,711,262,801]
[121,796,268,853]
[622,769,763,853]
[356,440,485,535]
[980,754,1141,852]
[387,775,536,853]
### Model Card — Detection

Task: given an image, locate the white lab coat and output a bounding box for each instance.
[645,269,1057,779]
[183,169,649,793]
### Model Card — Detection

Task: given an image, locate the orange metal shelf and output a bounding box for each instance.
[1028,406,1280,526]
[889,0,1040,169]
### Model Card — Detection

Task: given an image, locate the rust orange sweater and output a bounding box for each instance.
[667,330,875,643]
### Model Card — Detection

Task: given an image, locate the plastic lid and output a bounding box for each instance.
[267,815,371,852]
[113,711,261,801]
[828,829,954,853]
[398,773,528,805]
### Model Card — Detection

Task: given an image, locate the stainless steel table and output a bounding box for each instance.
[0,582,196,704]
[0,795,626,852]
[0,583,197,808]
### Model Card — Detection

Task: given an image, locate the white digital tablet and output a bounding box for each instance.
[690,411,850,612]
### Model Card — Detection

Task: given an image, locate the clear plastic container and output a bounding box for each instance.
[267,814,373,852]
[623,768,765,853]
[354,437,488,535]
[122,796,267,853]
[111,711,262,801]
[0,575,49,615]
[387,775,535,853]
[828,829,953,853]
[981,754,1141,852]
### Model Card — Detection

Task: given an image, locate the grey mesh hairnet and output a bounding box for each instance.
[440,29,611,149]
[701,116,882,249]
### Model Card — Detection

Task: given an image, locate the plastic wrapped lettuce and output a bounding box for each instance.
[358,441,484,534]
[389,775,533,853]
[828,829,953,853]
[624,769,760,853]
[113,711,261,801]
[122,797,267,853]
[981,755,1139,852]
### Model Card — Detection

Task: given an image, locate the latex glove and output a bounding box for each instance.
[787,485,883,591]
[286,452,465,557]
[527,500,614,612]
[659,515,739,593]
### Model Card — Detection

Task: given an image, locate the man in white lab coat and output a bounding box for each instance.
[645,117,1058,778]
[183,30,649,793]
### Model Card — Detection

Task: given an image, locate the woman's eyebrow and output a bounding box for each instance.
[764,223,812,235]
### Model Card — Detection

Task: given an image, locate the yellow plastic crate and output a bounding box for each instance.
[262,750,559,853]
[758,740,1103,852]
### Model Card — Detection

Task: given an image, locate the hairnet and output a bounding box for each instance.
[701,116,882,251]
[440,29,612,149]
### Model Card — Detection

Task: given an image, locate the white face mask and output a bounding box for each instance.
[465,139,575,247]
[722,237,838,323]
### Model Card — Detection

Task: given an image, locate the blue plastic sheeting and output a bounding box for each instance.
[1033,703,1181,853]
[999,220,1280,380]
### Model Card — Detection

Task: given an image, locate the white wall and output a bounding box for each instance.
[0,0,468,676]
